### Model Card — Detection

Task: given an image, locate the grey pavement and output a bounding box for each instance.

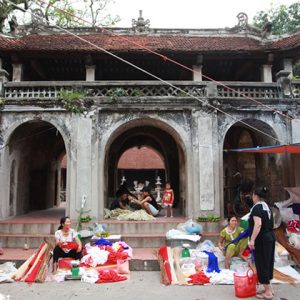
[0,271,299,300]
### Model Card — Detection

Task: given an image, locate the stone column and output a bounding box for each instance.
[0,58,9,96]
[193,65,203,81]
[261,64,272,83]
[12,63,23,82]
[0,70,9,96]
[85,65,96,81]
[283,58,293,78]
[69,116,93,220]
[193,54,203,81]
[198,114,216,212]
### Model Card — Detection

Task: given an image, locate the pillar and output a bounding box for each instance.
[193,65,203,81]
[198,115,216,212]
[12,63,23,82]
[0,58,9,96]
[193,54,203,81]
[85,65,96,81]
[261,64,272,83]
[283,58,293,78]
[68,116,93,220]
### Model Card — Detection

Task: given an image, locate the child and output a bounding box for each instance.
[162,182,174,217]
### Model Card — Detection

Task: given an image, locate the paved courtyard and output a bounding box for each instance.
[0,271,299,300]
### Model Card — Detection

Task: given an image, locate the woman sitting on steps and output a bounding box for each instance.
[52,216,82,273]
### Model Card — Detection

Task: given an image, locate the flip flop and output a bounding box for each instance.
[256,293,273,299]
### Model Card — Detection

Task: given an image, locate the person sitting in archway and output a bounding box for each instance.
[139,186,160,217]
[218,215,248,269]
[110,192,130,210]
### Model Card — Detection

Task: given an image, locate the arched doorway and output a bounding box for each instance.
[7,120,67,215]
[105,122,186,215]
[223,119,282,217]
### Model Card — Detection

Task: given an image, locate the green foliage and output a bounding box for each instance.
[109,87,128,100]
[44,0,78,28]
[80,214,92,223]
[0,96,4,110]
[59,90,87,113]
[0,0,29,33]
[253,2,300,35]
[197,213,220,222]
[294,62,300,79]
[131,88,144,97]
[0,0,120,32]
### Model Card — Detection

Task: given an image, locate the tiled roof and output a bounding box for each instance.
[0,31,299,53]
[0,33,262,53]
[268,32,300,50]
[0,35,24,50]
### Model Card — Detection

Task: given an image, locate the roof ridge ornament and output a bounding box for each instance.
[132,10,150,33]
[227,12,263,37]
[237,12,248,29]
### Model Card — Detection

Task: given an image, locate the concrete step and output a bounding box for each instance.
[82,217,189,234]
[0,218,192,235]
[0,218,221,248]
[0,233,54,248]
[0,231,219,249]
[0,223,57,235]
[122,233,166,248]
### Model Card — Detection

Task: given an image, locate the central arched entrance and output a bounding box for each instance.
[105,121,186,215]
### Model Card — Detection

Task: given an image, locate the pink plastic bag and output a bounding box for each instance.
[117,259,130,274]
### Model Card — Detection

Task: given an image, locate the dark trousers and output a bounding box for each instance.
[254,240,275,284]
[53,246,81,262]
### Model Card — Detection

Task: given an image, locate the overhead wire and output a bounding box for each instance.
[1,0,292,144]
[37,0,296,122]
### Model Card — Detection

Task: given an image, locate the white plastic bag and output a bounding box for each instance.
[198,240,215,252]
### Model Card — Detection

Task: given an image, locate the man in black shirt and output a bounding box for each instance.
[110,192,130,210]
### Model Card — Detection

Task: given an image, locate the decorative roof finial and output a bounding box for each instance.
[236,12,248,29]
[132,10,150,33]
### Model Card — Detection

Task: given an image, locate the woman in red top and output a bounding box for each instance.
[162,182,174,218]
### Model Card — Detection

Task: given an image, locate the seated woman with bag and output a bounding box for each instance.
[52,216,82,273]
[218,215,248,269]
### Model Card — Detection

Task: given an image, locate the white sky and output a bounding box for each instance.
[111,0,296,28]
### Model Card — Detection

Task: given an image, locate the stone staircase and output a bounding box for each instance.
[0,212,221,270]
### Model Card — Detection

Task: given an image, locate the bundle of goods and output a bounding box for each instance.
[158,245,222,286]
[286,220,300,233]
[274,187,300,223]
[90,223,110,238]
[289,233,300,250]
[79,240,130,268]
[166,219,202,249]
[96,269,127,283]
[61,241,79,252]
[275,225,300,267]
[12,240,54,283]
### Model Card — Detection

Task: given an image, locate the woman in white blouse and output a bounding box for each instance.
[52,216,82,273]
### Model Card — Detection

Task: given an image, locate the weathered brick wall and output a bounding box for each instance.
[117,146,165,169]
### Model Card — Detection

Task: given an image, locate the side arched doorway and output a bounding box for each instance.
[7,120,67,216]
[105,123,186,215]
[223,119,283,217]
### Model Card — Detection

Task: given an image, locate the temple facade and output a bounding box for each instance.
[0,12,300,220]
